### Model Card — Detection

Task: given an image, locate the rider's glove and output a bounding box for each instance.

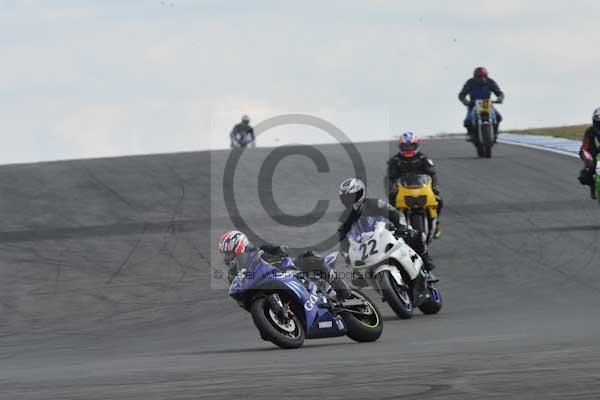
[341,251,350,265]
[393,227,411,240]
[461,99,471,107]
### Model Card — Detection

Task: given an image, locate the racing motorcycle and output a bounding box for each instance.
[346,216,442,319]
[228,250,383,349]
[469,99,500,158]
[231,131,255,149]
[393,174,439,244]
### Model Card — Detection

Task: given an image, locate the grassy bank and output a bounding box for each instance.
[505,124,588,140]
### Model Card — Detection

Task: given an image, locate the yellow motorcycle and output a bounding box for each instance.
[394,174,439,244]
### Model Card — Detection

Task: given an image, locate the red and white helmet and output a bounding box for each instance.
[398,131,421,158]
[218,230,250,265]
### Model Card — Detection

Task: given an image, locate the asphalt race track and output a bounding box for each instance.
[1,139,600,399]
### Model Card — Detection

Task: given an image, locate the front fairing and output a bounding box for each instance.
[228,251,293,298]
[470,104,497,124]
[395,175,437,210]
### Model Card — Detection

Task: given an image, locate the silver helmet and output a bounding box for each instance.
[339,178,366,210]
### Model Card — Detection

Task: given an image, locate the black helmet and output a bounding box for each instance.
[593,108,600,130]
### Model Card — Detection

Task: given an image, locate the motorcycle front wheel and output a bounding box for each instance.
[481,125,493,158]
[379,270,413,319]
[418,286,443,315]
[250,297,305,349]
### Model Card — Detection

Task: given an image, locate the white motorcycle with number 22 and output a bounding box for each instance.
[347,217,442,319]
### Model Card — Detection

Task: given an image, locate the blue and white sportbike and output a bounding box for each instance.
[346,216,442,319]
[229,250,383,349]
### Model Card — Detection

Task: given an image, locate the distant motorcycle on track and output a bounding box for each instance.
[228,251,383,349]
[468,99,501,158]
[231,132,255,149]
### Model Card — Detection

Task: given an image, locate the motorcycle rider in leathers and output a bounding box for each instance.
[218,230,350,300]
[230,114,255,148]
[578,108,600,199]
[385,132,443,238]
[337,178,437,284]
[459,66,505,142]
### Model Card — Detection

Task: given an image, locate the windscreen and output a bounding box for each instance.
[400,174,431,189]
[346,215,389,242]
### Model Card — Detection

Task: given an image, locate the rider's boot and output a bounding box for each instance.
[411,273,429,305]
[420,253,438,282]
[433,222,442,239]
[331,277,351,301]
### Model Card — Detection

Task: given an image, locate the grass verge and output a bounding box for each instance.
[505,124,588,140]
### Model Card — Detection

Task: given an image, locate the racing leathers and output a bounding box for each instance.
[578,126,600,199]
[337,198,436,272]
[459,77,505,139]
[227,243,293,283]
[230,122,255,148]
[384,151,443,220]
[228,243,349,300]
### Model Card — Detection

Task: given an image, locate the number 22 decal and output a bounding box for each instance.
[359,240,378,261]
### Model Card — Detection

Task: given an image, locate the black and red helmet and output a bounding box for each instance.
[473,66,488,78]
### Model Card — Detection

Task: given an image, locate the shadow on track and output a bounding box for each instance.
[198,341,357,355]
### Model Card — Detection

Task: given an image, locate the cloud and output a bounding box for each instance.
[1,1,600,163]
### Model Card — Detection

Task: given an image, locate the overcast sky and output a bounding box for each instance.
[2,0,600,164]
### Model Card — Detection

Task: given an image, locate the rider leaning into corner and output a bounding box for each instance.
[578,108,600,199]
[337,178,438,281]
[459,66,505,142]
[384,132,444,238]
[230,114,255,148]
[218,230,351,300]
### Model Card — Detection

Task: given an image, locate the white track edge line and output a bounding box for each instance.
[497,138,579,158]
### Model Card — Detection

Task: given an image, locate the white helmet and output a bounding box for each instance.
[339,178,366,210]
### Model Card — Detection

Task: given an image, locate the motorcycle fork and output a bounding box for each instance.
[267,293,287,319]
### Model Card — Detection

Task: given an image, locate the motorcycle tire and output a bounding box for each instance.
[484,145,492,158]
[379,270,413,319]
[476,144,485,158]
[341,290,383,343]
[250,297,305,349]
[418,286,443,315]
[409,213,427,237]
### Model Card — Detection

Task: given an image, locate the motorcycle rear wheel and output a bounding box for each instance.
[341,290,383,342]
